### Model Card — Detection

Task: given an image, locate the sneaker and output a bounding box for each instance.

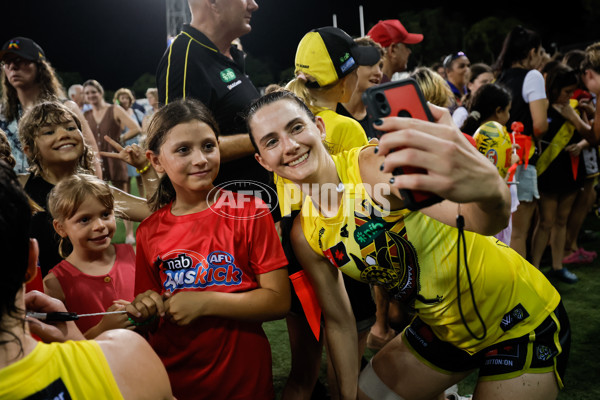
[562,250,593,264]
[577,247,597,259]
[548,267,579,284]
[446,391,473,400]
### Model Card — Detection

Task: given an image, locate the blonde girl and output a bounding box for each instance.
[44,174,136,338]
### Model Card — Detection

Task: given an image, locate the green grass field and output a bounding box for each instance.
[114,178,600,399]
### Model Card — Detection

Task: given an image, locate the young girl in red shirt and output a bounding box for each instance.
[126,98,290,400]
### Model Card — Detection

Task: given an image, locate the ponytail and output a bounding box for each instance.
[148,174,177,212]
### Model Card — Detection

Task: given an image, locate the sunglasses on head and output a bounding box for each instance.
[443,51,466,68]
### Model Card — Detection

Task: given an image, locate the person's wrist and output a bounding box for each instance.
[136,162,151,174]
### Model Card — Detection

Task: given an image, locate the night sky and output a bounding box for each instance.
[1,0,598,91]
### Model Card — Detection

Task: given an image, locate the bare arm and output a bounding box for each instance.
[164,267,290,325]
[83,301,134,339]
[111,186,152,222]
[530,98,549,138]
[555,102,597,144]
[290,217,358,400]
[43,272,66,303]
[218,133,255,162]
[373,104,510,236]
[97,329,174,399]
[100,135,159,201]
[592,98,600,144]
[113,105,141,142]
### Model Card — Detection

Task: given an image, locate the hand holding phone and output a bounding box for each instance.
[362,78,442,210]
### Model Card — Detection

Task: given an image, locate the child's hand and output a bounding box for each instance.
[565,143,584,157]
[126,290,165,324]
[164,291,205,326]
[510,153,520,166]
[578,98,595,119]
[97,302,134,332]
[100,135,149,171]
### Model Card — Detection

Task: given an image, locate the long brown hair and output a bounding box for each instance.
[1,59,65,121]
[145,98,219,211]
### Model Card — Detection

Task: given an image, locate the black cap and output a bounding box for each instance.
[0,37,46,62]
[296,26,382,88]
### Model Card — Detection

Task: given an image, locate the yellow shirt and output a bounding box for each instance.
[0,340,123,399]
[301,146,561,353]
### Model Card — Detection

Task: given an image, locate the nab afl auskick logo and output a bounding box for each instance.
[208,180,278,220]
[486,148,498,165]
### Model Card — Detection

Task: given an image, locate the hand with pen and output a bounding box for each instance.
[25,290,85,342]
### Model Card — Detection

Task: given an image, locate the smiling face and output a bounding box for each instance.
[249,99,327,184]
[148,120,220,196]
[83,84,103,106]
[118,94,131,109]
[30,118,85,170]
[54,194,116,255]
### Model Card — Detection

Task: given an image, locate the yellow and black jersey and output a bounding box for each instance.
[0,341,123,399]
[156,24,269,188]
[300,146,561,353]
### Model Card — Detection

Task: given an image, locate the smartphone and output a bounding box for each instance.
[362,78,442,211]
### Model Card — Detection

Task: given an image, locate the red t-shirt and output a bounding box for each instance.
[135,191,287,400]
[48,243,136,333]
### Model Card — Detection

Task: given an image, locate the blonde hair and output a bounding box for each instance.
[285,74,347,115]
[410,66,454,108]
[18,101,94,176]
[582,42,600,73]
[48,174,117,258]
[113,87,135,107]
[146,87,158,98]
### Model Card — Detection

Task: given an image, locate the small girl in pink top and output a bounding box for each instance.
[43,173,136,338]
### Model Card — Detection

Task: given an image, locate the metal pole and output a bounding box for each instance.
[333,14,337,27]
[359,6,364,37]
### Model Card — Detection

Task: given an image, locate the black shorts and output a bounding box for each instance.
[403,302,570,388]
[282,211,376,331]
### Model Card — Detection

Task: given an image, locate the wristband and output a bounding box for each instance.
[128,314,157,326]
[136,162,151,174]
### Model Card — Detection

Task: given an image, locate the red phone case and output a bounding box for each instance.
[362,78,442,211]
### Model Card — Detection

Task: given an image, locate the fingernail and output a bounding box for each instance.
[380,163,384,171]
[373,146,379,154]
[374,119,383,126]
[389,177,395,184]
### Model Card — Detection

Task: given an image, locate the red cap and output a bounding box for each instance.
[367,19,423,48]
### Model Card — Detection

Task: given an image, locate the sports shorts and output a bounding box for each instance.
[403,302,570,388]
